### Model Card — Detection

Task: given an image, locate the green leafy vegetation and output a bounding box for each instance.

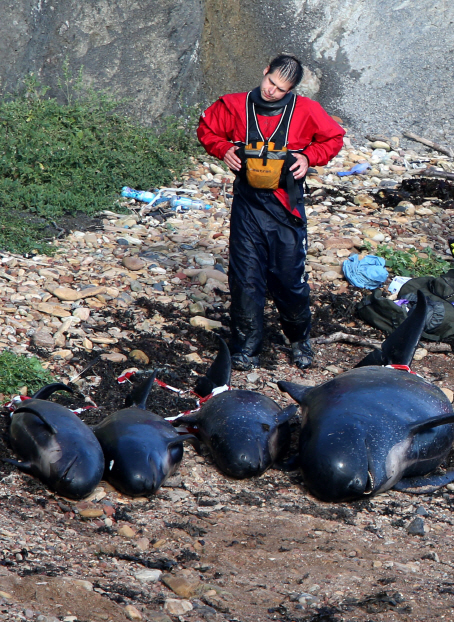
[0,351,54,396]
[0,69,203,253]
[365,241,451,277]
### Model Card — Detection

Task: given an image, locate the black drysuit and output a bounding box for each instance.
[228,180,311,357]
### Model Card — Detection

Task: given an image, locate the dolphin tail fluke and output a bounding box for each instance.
[277,381,313,405]
[13,406,58,434]
[393,469,454,494]
[356,290,427,368]
[3,458,34,474]
[32,382,74,400]
[125,370,158,409]
[194,337,231,398]
[167,434,200,453]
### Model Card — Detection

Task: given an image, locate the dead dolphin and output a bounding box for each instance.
[278,291,454,502]
[6,383,104,500]
[180,338,297,478]
[93,372,198,496]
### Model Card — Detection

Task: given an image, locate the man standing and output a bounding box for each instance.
[197,55,345,371]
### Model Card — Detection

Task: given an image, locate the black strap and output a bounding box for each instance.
[245,92,296,149]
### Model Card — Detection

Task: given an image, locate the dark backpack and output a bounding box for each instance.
[356,269,454,343]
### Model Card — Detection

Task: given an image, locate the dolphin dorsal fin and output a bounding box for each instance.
[408,411,454,436]
[356,289,427,368]
[13,405,58,434]
[194,336,231,398]
[277,381,313,405]
[125,370,158,409]
[32,383,74,400]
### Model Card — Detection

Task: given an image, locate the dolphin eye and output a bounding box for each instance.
[364,470,374,495]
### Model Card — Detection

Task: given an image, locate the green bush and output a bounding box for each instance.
[0,351,54,396]
[0,72,203,253]
[365,241,451,277]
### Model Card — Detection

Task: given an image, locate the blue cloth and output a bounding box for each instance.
[337,162,371,177]
[342,254,388,288]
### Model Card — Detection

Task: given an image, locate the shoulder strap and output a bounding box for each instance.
[245,92,296,149]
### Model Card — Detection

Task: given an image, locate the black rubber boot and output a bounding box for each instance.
[231,353,260,371]
[291,339,314,370]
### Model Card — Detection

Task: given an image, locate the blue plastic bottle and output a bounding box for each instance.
[121,187,156,203]
[169,196,211,211]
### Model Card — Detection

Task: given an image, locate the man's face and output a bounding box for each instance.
[259,67,293,102]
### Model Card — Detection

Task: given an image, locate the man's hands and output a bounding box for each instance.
[289,152,309,180]
[224,145,242,171]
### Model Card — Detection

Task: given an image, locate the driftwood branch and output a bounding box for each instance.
[312,332,381,347]
[403,131,454,158]
[313,332,452,353]
[413,168,454,181]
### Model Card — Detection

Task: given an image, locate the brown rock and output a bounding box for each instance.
[53,287,81,301]
[164,599,193,615]
[79,508,104,518]
[77,286,106,299]
[323,237,354,251]
[125,605,143,620]
[118,525,136,538]
[36,302,71,318]
[136,537,150,551]
[161,572,201,598]
[32,330,55,348]
[73,307,91,321]
[129,350,150,364]
[101,353,128,363]
[50,349,74,360]
[123,256,146,271]
[190,316,222,330]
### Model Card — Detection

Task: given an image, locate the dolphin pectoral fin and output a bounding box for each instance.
[13,406,58,435]
[167,434,201,453]
[3,458,34,474]
[393,470,454,494]
[277,381,313,405]
[32,382,74,400]
[194,337,231,397]
[276,404,299,426]
[124,370,158,409]
[356,289,427,368]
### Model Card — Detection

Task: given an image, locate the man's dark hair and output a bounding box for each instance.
[267,54,303,88]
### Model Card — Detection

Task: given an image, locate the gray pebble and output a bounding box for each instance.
[407,516,426,536]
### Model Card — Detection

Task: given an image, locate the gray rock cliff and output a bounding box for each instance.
[0,0,452,142]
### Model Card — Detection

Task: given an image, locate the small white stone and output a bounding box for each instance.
[134,569,162,583]
[164,599,193,615]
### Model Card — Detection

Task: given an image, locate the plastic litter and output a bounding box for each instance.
[121,187,156,203]
[388,275,412,295]
[337,162,371,177]
[342,254,388,289]
[169,196,211,211]
[121,186,210,211]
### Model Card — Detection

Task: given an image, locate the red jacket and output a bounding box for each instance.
[197,92,345,214]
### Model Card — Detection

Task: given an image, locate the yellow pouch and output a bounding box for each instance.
[244,141,288,190]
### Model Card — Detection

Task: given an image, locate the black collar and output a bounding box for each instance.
[249,86,293,116]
